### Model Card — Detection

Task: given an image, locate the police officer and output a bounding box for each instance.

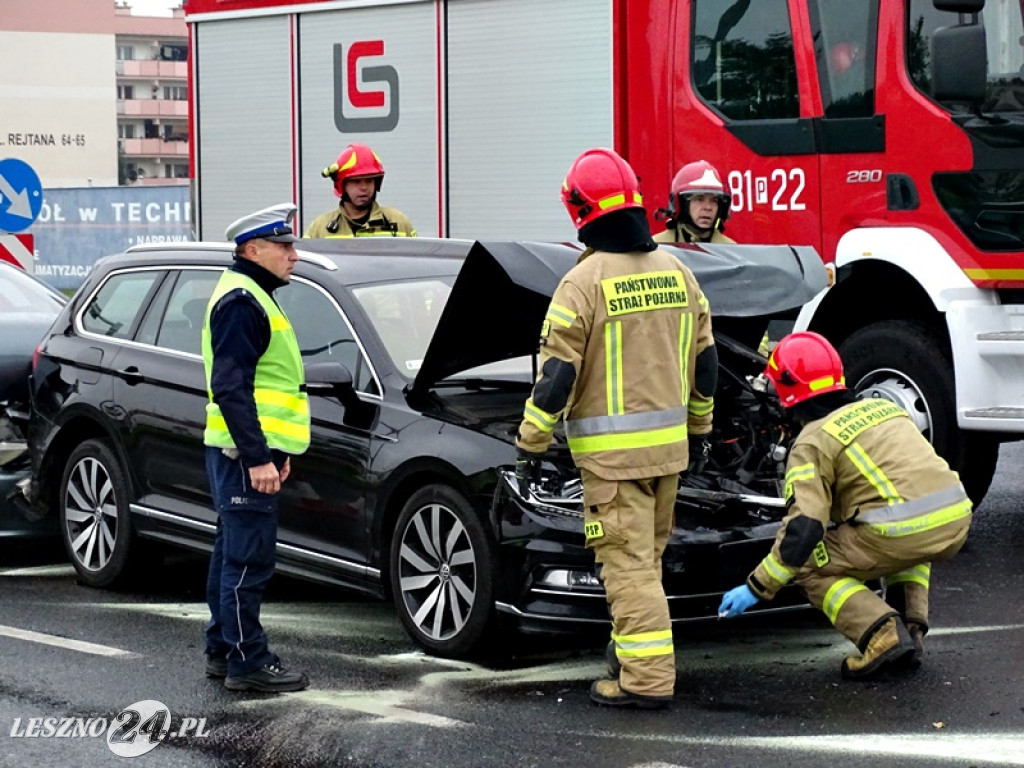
[203,203,311,692]
[516,148,717,709]
[719,332,972,679]
[304,143,416,238]
[654,160,735,244]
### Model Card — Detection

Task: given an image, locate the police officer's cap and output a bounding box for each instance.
[226,203,300,245]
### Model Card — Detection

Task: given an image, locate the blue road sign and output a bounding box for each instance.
[0,158,43,234]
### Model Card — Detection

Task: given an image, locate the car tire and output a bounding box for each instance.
[839,319,999,506]
[59,439,136,588]
[389,484,496,658]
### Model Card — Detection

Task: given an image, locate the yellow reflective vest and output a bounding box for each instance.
[202,270,311,455]
[517,247,714,480]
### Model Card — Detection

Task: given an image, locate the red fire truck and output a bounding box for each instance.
[183,0,1024,503]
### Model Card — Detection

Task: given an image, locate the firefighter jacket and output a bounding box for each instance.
[303,202,416,238]
[516,247,715,480]
[653,223,735,244]
[748,398,972,600]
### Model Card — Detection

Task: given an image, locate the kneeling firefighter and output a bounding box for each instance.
[719,332,972,679]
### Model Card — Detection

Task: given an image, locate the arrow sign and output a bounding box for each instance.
[0,158,43,234]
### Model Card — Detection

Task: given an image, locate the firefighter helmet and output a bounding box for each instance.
[322,143,385,198]
[764,331,846,407]
[668,160,731,229]
[560,148,644,230]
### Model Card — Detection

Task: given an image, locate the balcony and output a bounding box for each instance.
[118,99,189,118]
[116,60,187,80]
[120,138,189,158]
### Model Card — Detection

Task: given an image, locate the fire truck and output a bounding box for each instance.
[183,0,1024,503]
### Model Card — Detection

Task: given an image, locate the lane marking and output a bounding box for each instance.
[0,624,140,658]
[0,564,76,577]
[242,689,465,728]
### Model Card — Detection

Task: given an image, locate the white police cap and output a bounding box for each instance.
[225,203,300,245]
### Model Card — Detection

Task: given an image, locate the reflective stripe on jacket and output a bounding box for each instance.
[517,247,714,480]
[749,398,971,599]
[303,202,416,238]
[202,270,311,454]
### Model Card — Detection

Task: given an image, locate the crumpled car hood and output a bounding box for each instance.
[410,240,828,396]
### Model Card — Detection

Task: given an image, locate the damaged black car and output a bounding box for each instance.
[27,238,826,658]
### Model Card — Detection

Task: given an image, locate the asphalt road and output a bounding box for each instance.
[1,444,1023,768]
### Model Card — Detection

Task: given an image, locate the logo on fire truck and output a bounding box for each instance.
[333,40,399,133]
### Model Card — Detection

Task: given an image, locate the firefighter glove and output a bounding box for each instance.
[515,447,545,497]
[719,584,759,618]
[687,435,712,475]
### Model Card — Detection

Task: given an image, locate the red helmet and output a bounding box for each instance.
[671,160,727,198]
[322,143,385,198]
[764,331,846,407]
[560,148,644,230]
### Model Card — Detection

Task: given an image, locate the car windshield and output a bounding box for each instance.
[0,264,65,312]
[352,277,532,382]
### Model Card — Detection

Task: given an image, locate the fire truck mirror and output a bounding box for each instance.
[930,22,987,106]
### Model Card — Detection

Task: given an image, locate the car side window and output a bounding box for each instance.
[275,279,379,396]
[80,271,163,339]
[154,269,222,355]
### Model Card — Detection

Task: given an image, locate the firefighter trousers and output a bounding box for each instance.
[582,469,677,697]
[793,517,970,649]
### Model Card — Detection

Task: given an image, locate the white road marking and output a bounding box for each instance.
[0,564,75,577]
[0,623,140,658]
[241,689,465,728]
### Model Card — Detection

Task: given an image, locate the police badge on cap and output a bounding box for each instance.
[225,203,300,245]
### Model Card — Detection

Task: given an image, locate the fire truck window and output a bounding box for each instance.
[907,0,1024,115]
[810,0,878,118]
[691,0,799,121]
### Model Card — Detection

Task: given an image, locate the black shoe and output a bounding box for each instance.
[605,641,621,679]
[205,657,227,679]
[224,661,310,692]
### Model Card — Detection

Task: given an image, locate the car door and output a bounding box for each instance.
[113,267,224,529]
[274,276,376,578]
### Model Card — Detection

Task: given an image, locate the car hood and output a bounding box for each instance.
[410,240,828,396]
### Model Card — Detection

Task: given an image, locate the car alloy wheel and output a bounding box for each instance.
[59,439,135,587]
[390,484,495,657]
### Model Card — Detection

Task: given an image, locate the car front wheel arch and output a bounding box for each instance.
[388,483,497,659]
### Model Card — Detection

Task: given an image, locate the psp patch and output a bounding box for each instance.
[584,521,604,541]
[813,540,830,567]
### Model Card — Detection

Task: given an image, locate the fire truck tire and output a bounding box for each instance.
[838,319,998,507]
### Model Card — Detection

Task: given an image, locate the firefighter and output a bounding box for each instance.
[718,332,972,679]
[304,143,416,238]
[654,160,735,244]
[516,147,717,709]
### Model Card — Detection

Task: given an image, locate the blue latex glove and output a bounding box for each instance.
[718,584,759,618]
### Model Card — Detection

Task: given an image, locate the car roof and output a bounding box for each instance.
[120,238,475,285]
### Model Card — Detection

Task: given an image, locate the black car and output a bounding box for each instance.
[28,238,826,657]
[0,261,66,540]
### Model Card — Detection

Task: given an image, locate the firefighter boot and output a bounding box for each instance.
[589,679,672,710]
[841,616,916,680]
[902,621,927,669]
[605,641,621,679]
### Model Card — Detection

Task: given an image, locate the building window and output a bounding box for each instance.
[118,124,136,139]
[117,84,134,100]
[165,163,189,179]
[162,85,188,101]
[117,45,134,61]
[159,44,188,61]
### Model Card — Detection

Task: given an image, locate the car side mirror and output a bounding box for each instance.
[305,361,354,398]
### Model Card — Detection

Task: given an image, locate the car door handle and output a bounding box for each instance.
[116,366,144,385]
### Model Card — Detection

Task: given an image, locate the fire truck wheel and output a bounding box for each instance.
[839,319,998,507]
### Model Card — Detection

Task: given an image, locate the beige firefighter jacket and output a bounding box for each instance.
[516,247,714,480]
[748,398,972,600]
[303,201,416,238]
[653,223,735,245]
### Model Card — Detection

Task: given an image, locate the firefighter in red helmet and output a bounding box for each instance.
[719,332,972,679]
[654,160,735,244]
[304,143,416,238]
[515,147,717,708]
